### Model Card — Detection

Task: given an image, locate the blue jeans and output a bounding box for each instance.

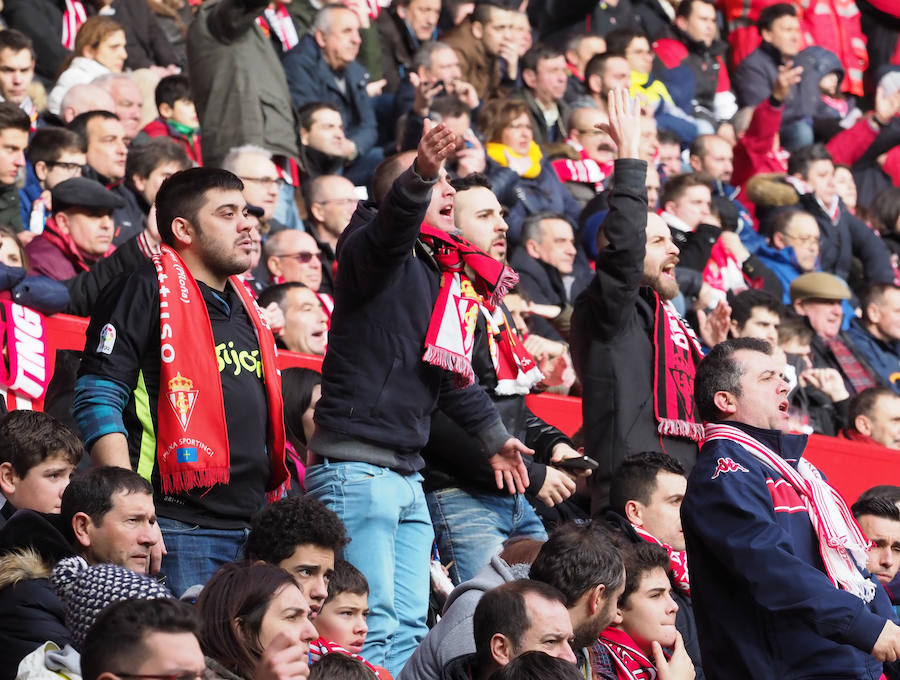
[304,460,433,676]
[157,517,249,597]
[426,487,547,585]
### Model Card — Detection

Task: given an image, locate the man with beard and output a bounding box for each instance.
[572,90,719,512]
[73,168,289,597]
[399,521,625,680]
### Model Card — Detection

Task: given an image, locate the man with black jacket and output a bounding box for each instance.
[423,174,585,586]
[305,122,531,675]
[572,90,715,513]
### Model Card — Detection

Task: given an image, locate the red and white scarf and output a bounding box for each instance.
[152,246,288,501]
[645,290,704,442]
[419,224,520,387]
[632,525,690,598]
[256,3,300,51]
[702,423,875,602]
[550,139,614,191]
[61,0,87,50]
[599,627,658,680]
[482,303,543,395]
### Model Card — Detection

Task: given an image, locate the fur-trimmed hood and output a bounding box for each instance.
[0,547,53,590]
[745,173,800,208]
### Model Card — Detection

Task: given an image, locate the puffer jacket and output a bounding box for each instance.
[0,548,70,680]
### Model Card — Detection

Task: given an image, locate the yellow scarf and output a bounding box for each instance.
[486,141,543,179]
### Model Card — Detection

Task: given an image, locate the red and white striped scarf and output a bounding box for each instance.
[702,423,875,603]
[632,525,690,598]
[61,0,87,51]
[599,627,657,680]
[256,3,300,51]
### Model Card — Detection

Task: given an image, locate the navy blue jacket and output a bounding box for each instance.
[311,164,507,471]
[734,42,819,125]
[847,318,900,394]
[282,34,378,157]
[505,160,582,247]
[683,422,896,680]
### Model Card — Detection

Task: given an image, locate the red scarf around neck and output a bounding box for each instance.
[599,628,658,680]
[644,289,704,442]
[153,246,288,500]
[43,216,114,273]
[418,224,519,387]
[631,525,690,598]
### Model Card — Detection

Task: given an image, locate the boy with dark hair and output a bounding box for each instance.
[124,138,192,217]
[311,559,390,678]
[0,410,83,526]
[20,126,87,234]
[245,494,348,619]
[597,541,694,680]
[137,75,202,166]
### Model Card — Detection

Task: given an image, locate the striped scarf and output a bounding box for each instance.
[702,423,875,603]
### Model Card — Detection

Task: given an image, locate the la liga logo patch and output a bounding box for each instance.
[712,457,749,479]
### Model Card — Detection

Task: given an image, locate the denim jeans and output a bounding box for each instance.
[157,517,250,597]
[304,460,433,676]
[426,486,548,585]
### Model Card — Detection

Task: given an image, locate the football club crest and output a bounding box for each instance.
[166,372,198,431]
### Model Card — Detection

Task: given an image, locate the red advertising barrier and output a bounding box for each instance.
[27,313,900,501]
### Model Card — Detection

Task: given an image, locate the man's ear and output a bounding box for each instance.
[71,511,93,550]
[471,21,484,41]
[34,160,49,184]
[623,499,643,526]
[314,29,327,49]
[866,303,882,326]
[587,73,602,97]
[663,200,676,216]
[522,68,537,90]
[309,202,326,224]
[612,604,624,626]
[855,414,873,437]
[132,174,147,194]
[589,583,607,615]
[170,216,194,246]
[675,16,688,33]
[688,154,702,174]
[712,390,738,417]
[54,211,71,235]
[267,255,284,280]
[0,461,19,496]
[772,231,787,250]
[490,633,515,667]
[524,239,541,259]
[729,318,741,338]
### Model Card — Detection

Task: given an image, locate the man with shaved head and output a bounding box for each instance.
[573,90,719,512]
[58,84,116,124]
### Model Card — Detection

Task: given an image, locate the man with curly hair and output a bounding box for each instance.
[245,494,348,618]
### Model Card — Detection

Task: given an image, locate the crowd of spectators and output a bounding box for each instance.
[0,0,898,678]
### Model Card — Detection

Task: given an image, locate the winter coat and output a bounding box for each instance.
[571,159,698,513]
[375,9,427,94]
[734,42,819,125]
[847,318,900,394]
[503,160,582,247]
[46,57,110,117]
[311,165,508,471]
[683,422,895,680]
[527,0,635,46]
[187,0,298,168]
[0,548,71,680]
[282,35,377,158]
[798,0,868,96]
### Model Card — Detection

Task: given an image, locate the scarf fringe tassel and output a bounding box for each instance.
[487,267,519,309]
[160,468,229,496]
[423,344,476,387]
[658,418,705,442]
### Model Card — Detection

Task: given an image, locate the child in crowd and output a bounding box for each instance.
[137,74,202,165]
[311,560,393,680]
[0,410,83,525]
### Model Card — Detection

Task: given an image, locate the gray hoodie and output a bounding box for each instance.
[397,556,530,680]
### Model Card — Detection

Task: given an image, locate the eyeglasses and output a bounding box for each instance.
[276,251,321,263]
[784,233,820,246]
[46,161,85,174]
[114,670,216,680]
[240,176,286,189]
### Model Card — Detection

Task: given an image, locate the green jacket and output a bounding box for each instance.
[187,0,299,167]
